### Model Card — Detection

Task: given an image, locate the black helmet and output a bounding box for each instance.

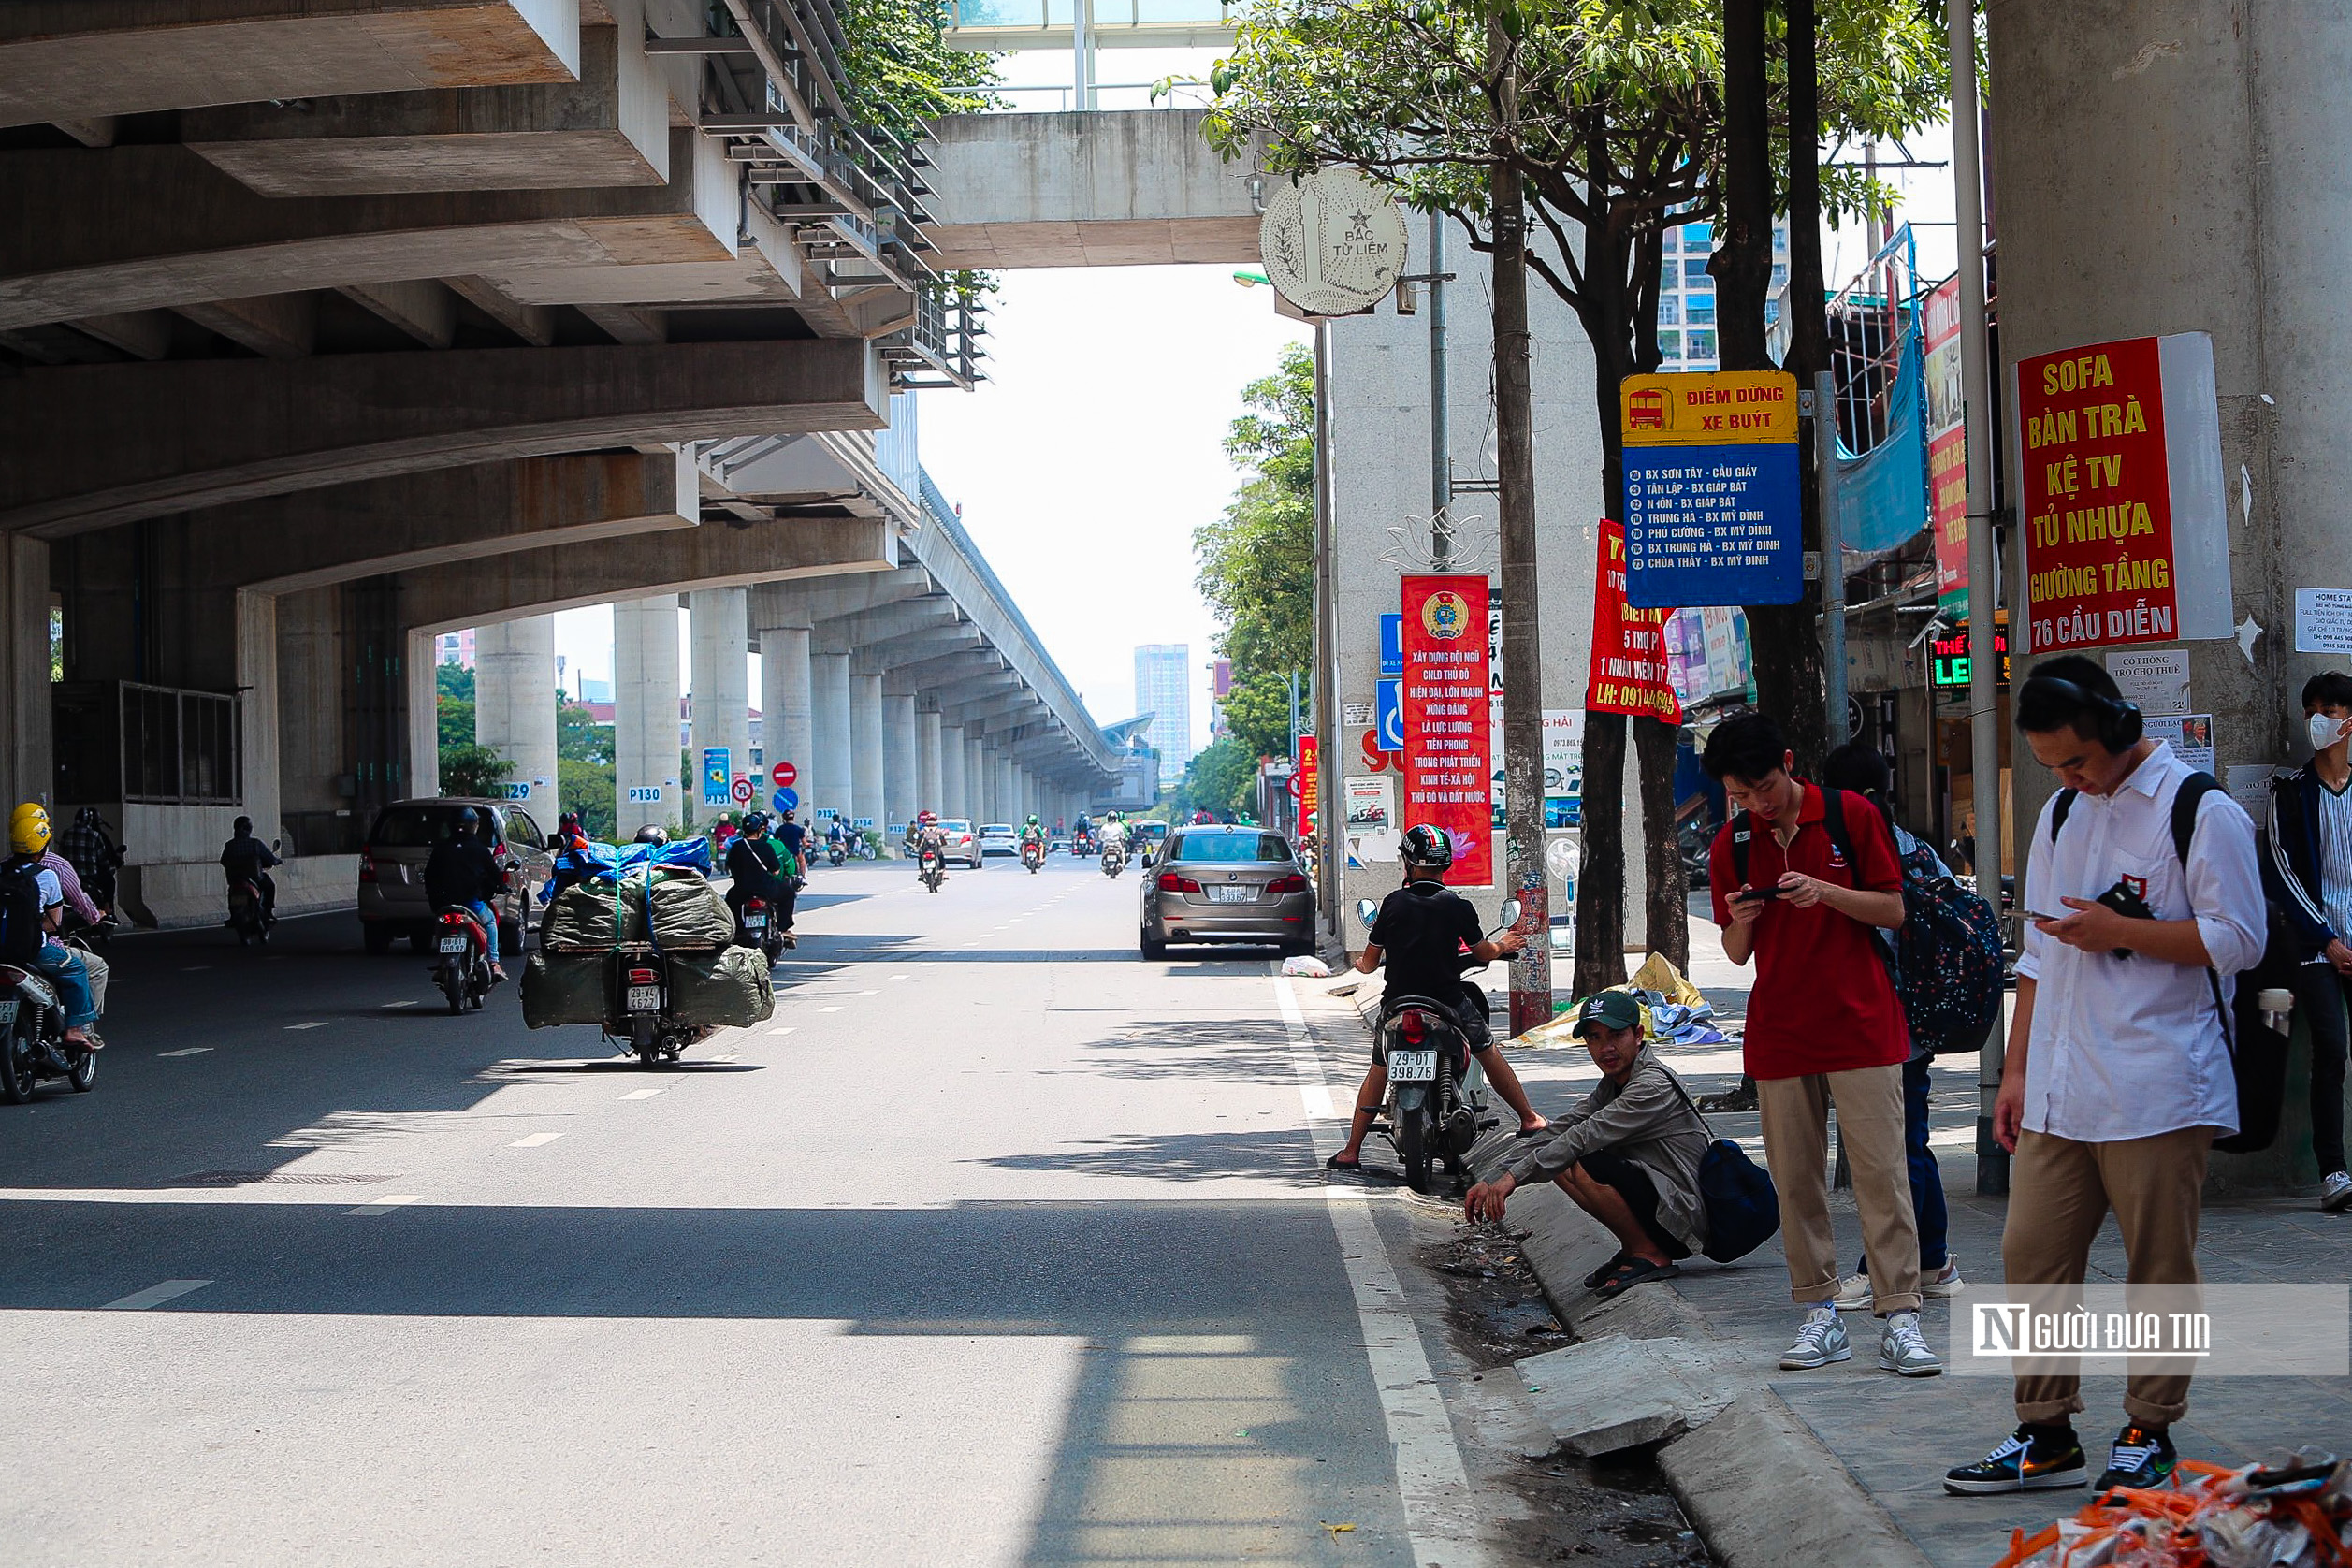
[632,824,668,845]
[455,806,481,830]
[741,810,770,833]
[1400,823,1455,872]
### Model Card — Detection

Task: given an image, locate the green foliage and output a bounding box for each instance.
[437,694,474,751]
[558,703,611,765]
[559,759,617,840]
[1196,343,1315,762]
[439,744,512,799]
[835,0,998,148]
[1178,737,1259,818]
[434,663,474,702]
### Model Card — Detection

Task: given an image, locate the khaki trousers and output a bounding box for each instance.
[1757,1066,1921,1313]
[2003,1125,2211,1427]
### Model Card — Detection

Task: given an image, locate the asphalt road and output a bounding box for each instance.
[0,852,1543,1566]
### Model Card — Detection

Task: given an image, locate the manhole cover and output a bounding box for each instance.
[171,1170,399,1186]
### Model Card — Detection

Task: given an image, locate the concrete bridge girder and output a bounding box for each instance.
[0,2,585,130]
[822,595,962,648]
[884,649,1005,696]
[0,338,885,535]
[754,566,933,632]
[855,626,985,678]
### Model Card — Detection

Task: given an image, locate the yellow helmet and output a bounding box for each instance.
[8,803,50,856]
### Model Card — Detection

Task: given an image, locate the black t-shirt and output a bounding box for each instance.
[727,835,785,896]
[424,838,501,908]
[1369,880,1483,1004]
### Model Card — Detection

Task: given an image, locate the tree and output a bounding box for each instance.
[1205,0,1942,994]
[435,663,474,702]
[558,702,612,765]
[439,744,512,799]
[559,758,617,840]
[1196,345,1316,762]
[1178,737,1257,819]
[437,693,475,751]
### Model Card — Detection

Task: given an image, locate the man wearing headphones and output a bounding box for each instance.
[1945,655,2265,1499]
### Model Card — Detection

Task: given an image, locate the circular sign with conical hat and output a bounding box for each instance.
[1258,167,1410,317]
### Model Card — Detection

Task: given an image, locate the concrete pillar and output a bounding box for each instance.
[472,614,558,825]
[687,588,749,827]
[760,625,813,811]
[404,626,438,802]
[810,650,851,830]
[0,538,50,811]
[850,672,884,837]
[939,722,966,819]
[236,591,283,845]
[614,595,680,836]
[882,692,918,836]
[968,736,989,820]
[919,710,944,818]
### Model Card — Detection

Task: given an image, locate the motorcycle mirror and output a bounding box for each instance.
[1497,899,1522,928]
[1356,898,1379,925]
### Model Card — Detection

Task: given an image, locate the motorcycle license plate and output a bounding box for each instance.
[744,916,765,931]
[626,984,661,1012]
[1388,1049,1438,1082]
[0,1001,17,1025]
[438,936,468,954]
[1208,884,1254,903]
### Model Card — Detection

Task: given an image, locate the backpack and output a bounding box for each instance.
[1730,789,2003,1053]
[2048,773,2288,1154]
[1664,1071,1780,1262]
[0,856,46,965]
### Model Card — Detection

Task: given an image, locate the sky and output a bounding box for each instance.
[544,49,1966,746]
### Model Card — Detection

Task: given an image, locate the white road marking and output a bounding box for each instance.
[156,1047,212,1058]
[285,1022,328,1032]
[382,1000,418,1009]
[181,965,210,972]
[103,1279,211,1311]
[817,1006,841,1014]
[767,1026,795,1036]
[1275,974,1489,1568]
[345,1195,421,1216]
[509,1132,562,1147]
[619,1087,662,1100]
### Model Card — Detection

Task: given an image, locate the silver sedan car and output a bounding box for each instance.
[1138,826,1315,958]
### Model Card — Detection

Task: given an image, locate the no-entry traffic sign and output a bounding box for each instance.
[771,760,797,789]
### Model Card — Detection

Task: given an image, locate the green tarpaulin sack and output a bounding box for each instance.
[519,951,609,1028]
[666,946,775,1027]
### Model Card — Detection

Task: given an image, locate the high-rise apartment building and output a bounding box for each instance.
[1133,644,1193,772]
[1655,218,1791,371]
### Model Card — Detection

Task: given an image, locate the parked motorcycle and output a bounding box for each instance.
[0,950,96,1103]
[429,905,493,1014]
[919,846,946,893]
[1355,896,1518,1193]
[736,895,786,963]
[1021,840,1044,874]
[1099,841,1125,878]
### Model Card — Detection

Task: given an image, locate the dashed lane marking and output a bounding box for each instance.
[817,1006,842,1013]
[156,1047,211,1058]
[181,965,211,972]
[103,1279,212,1311]
[509,1132,562,1148]
[285,1022,329,1031]
[619,1087,662,1100]
[767,1026,795,1036]
[382,1000,418,1009]
[345,1195,421,1216]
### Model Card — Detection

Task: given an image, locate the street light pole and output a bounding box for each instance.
[1429,210,1452,567]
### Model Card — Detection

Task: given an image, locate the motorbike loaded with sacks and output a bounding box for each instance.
[520,834,776,1067]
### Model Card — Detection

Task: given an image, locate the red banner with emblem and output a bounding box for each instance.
[1400,574,1492,885]
[1585,521,1684,722]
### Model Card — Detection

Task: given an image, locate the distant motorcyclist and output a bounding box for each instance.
[777,808,808,871]
[1098,811,1130,853]
[545,811,602,901]
[1020,814,1046,863]
[913,811,949,879]
[7,805,99,1054]
[62,806,124,920]
[220,815,282,927]
[1325,823,1549,1171]
[425,807,508,982]
[1074,813,1093,854]
[725,810,797,950]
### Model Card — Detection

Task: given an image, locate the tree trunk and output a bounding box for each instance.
[1575,711,1627,995]
[1745,0,1829,772]
[1710,0,1772,370]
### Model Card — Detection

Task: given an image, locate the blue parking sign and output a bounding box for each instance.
[1375,679,1404,752]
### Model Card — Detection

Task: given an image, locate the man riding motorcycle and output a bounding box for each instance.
[544,811,602,903]
[725,810,797,950]
[911,810,949,879]
[424,808,509,983]
[7,805,101,1055]
[221,815,281,928]
[1326,823,1550,1171]
[1073,813,1093,855]
[1020,814,1047,865]
[1097,811,1129,854]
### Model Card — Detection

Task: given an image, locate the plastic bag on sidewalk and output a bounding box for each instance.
[1991,1448,2351,1568]
[1281,955,1331,979]
[1628,951,1705,1009]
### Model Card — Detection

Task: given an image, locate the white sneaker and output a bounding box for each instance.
[2322,1172,2352,1213]
[1833,1257,1963,1310]
[1879,1310,1943,1377]
[1779,1307,1852,1370]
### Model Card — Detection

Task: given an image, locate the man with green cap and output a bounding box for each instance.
[1464,992,1712,1299]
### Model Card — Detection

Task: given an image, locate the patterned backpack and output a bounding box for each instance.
[1888,840,2007,1053]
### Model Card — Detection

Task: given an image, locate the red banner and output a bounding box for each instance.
[1296,735,1319,835]
[1585,522,1684,722]
[2016,336,2179,651]
[1400,574,1492,885]
[1923,277,1969,616]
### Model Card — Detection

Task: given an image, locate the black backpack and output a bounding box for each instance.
[2048,773,2289,1154]
[0,856,46,965]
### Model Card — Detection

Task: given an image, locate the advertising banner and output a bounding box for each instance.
[1924,278,1970,616]
[1620,370,1804,608]
[701,747,731,807]
[2015,333,2231,652]
[1296,735,1319,835]
[1400,574,1492,885]
[1585,522,1685,723]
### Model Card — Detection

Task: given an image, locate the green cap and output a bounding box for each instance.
[1574,991,1644,1038]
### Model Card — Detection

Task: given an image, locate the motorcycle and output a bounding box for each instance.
[429,905,493,1014]
[736,895,786,963]
[603,950,713,1067]
[1355,896,1519,1193]
[1099,840,1126,878]
[919,846,946,893]
[1021,839,1044,874]
[227,837,280,946]
[0,948,97,1103]
[826,838,847,867]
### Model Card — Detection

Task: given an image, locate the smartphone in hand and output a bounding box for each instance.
[1735,886,1784,904]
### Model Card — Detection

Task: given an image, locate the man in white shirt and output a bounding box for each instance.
[1946,657,2266,1499]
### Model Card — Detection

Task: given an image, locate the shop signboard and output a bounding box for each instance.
[1924,277,1971,616]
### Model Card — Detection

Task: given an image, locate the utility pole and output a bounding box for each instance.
[1819,369,1848,747]
[1947,0,2008,1195]
[1429,211,1452,565]
[1488,20,1548,1036]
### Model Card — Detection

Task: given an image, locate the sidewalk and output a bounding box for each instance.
[1452,917,2352,1568]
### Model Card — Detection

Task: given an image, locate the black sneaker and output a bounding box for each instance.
[2093,1425,2177,1493]
[1944,1425,2088,1495]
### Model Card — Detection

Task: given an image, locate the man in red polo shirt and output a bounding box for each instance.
[1704,712,1940,1378]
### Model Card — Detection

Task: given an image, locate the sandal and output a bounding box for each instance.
[1583,1252,1632,1290]
[1516,1124,1552,1140]
[1595,1258,1681,1300]
[1324,1152,1363,1171]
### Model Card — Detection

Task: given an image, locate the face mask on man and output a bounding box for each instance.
[2312,713,2349,754]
